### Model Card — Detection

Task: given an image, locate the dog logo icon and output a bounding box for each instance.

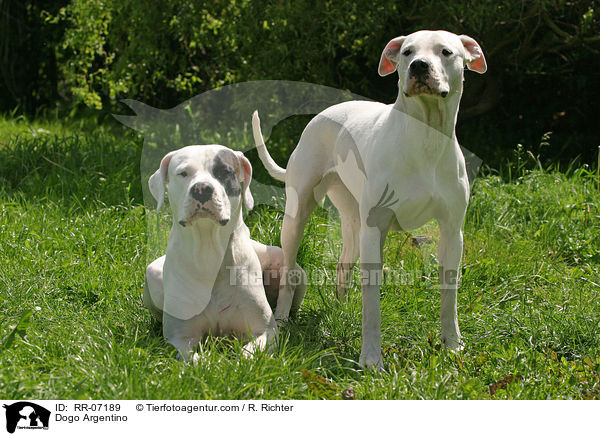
[2,402,50,433]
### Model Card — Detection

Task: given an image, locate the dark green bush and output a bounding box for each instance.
[0,0,66,112]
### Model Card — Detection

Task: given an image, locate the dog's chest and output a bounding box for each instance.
[376,178,440,231]
[196,283,261,334]
[397,195,439,231]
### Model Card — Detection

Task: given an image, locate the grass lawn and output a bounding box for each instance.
[1,115,599,399]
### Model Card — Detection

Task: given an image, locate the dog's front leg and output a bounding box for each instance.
[163,313,202,362]
[168,336,199,362]
[438,221,464,350]
[358,224,386,370]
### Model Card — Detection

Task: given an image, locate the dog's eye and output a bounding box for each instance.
[442,48,453,57]
[178,171,188,178]
[402,49,412,57]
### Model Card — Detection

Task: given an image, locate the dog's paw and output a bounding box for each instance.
[176,350,199,364]
[242,334,268,358]
[359,352,384,371]
[275,317,289,328]
[274,307,290,326]
[441,335,464,352]
[192,352,200,366]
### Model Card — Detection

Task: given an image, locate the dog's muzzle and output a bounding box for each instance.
[178,181,230,227]
[405,59,449,98]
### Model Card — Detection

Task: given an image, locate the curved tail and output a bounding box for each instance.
[252,111,287,182]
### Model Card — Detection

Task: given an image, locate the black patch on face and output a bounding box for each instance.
[212,155,241,197]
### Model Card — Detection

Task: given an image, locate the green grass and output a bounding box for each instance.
[1,116,599,400]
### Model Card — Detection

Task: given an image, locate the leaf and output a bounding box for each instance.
[300,369,338,399]
[488,374,524,396]
[1,310,33,351]
[341,387,355,400]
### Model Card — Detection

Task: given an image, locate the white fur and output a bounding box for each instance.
[143,145,306,361]
[253,30,486,369]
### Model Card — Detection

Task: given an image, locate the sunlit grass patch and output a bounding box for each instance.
[1,120,599,399]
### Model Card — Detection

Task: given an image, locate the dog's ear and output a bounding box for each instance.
[148,151,175,211]
[459,35,487,74]
[378,36,407,77]
[235,151,254,210]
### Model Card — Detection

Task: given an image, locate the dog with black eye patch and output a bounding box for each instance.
[143,144,306,362]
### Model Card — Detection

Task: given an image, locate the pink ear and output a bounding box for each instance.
[236,152,254,210]
[378,36,406,77]
[240,154,252,183]
[379,54,398,76]
[460,35,487,74]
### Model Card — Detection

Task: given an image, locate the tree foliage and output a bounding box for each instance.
[50,1,599,107]
[1,0,598,164]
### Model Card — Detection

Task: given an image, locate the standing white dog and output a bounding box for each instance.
[252,30,486,368]
[143,144,305,361]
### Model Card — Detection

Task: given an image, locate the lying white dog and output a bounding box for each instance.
[253,30,486,368]
[143,144,306,361]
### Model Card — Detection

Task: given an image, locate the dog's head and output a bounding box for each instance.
[148,145,253,227]
[378,30,487,99]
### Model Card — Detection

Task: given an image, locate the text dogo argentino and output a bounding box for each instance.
[143,144,306,361]
[252,30,486,368]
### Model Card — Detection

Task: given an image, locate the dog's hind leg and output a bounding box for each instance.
[144,256,165,321]
[249,241,306,314]
[328,183,360,298]
[250,241,283,310]
[275,180,321,322]
[289,266,307,313]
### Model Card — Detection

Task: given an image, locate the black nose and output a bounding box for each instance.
[190,182,214,203]
[410,59,429,75]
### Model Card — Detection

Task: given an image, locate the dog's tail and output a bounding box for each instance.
[252,110,287,182]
